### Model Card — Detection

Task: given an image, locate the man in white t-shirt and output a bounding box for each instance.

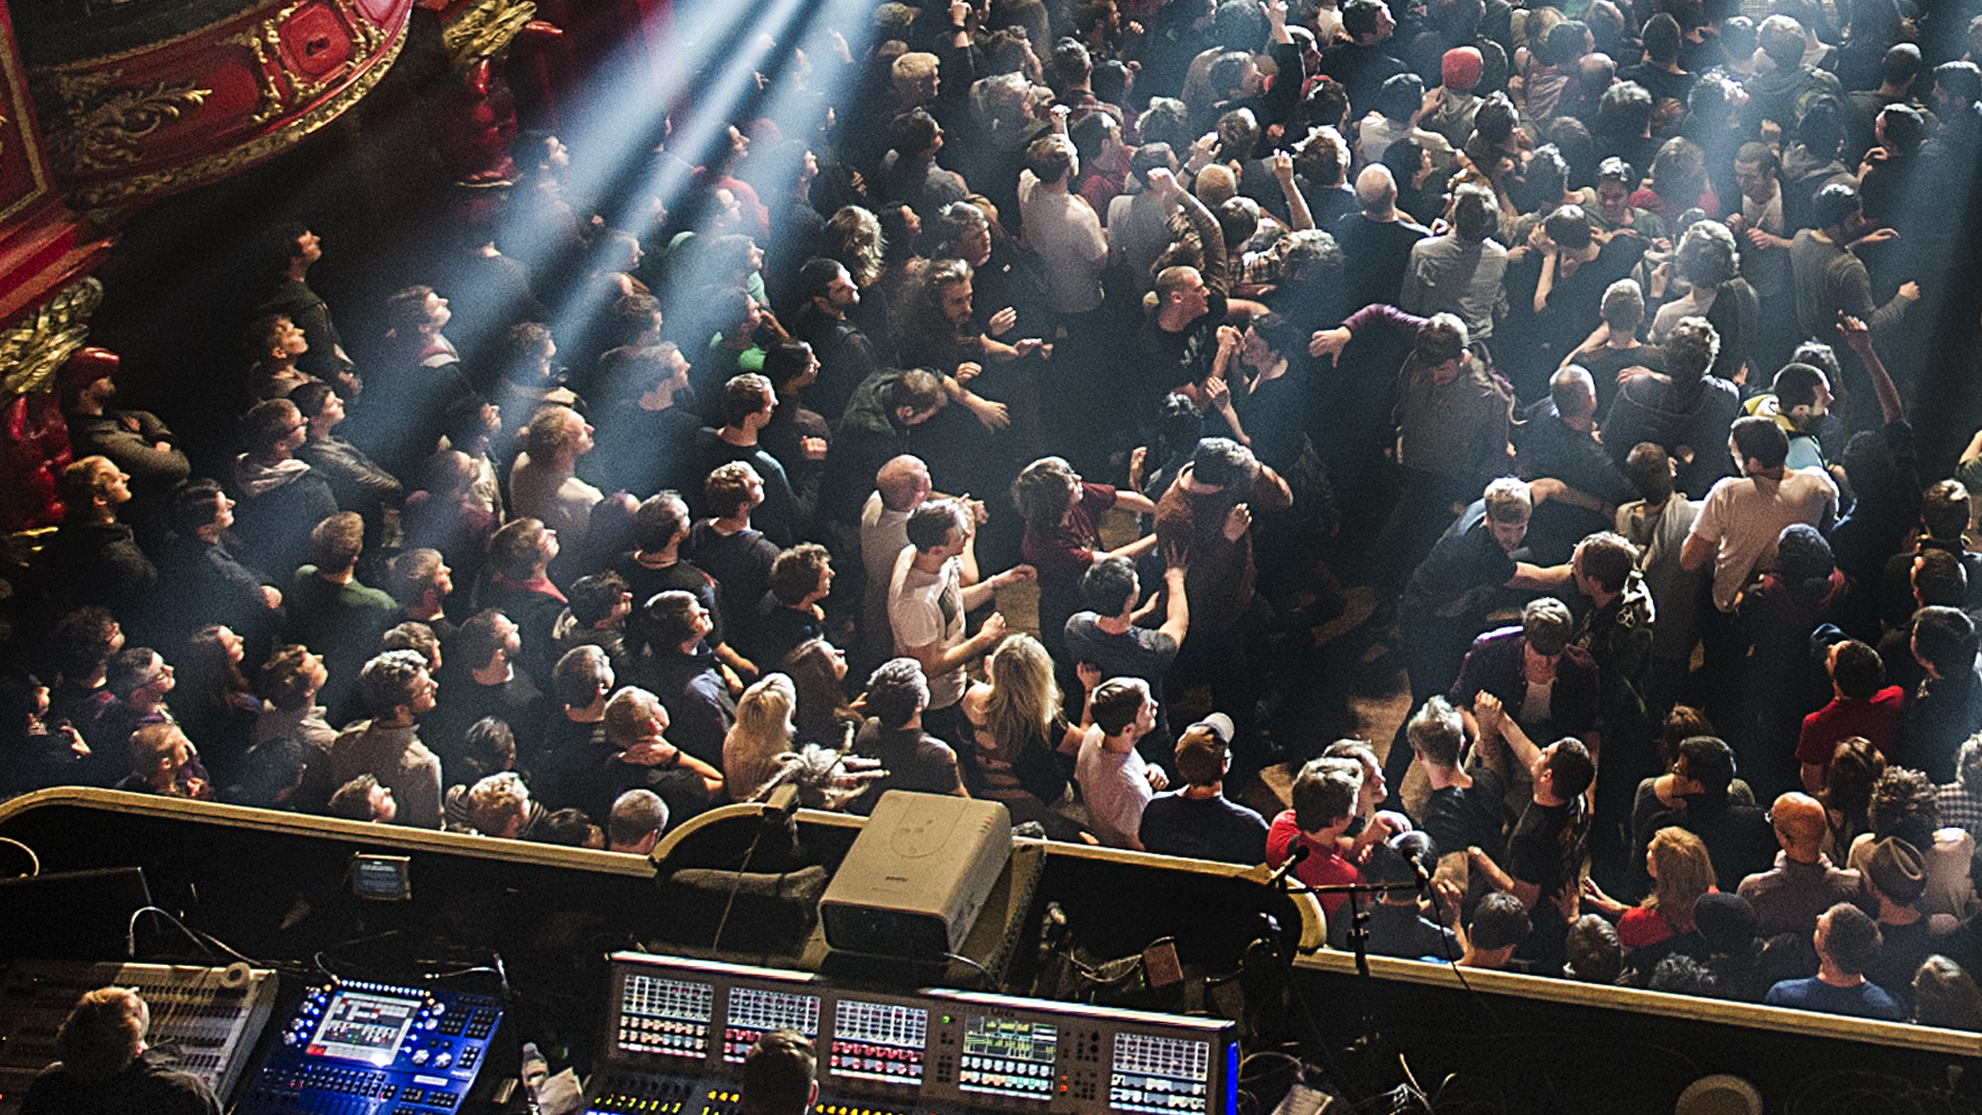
[1017,134,1108,314]
[862,456,930,669]
[1681,414,1838,722]
[1681,414,1840,614]
[887,499,1034,739]
[1076,677,1169,849]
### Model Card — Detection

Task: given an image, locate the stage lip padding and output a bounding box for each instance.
[1297,947,1982,1057]
[0,786,659,876]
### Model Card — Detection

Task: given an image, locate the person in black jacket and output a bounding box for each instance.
[35,457,155,620]
[230,399,338,579]
[61,348,190,548]
[20,986,219,1115]
[155,480,284,652]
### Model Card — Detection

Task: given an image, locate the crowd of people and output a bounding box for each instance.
[1,0,1981,1032]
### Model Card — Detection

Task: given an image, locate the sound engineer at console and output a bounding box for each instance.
[21,985,221,1114]
[742,1029,819,1115]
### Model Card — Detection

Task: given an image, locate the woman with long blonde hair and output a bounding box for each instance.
[723,674,799,802]
[1583,826,1717,959]
[960,633,1087,840]
[724,672,879,810]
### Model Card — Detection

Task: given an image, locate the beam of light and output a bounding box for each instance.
[480,0,878,443]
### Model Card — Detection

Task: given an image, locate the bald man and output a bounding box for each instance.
[861,456,932,669]
[1736,792,1865,938]
[1333,163,1431,319]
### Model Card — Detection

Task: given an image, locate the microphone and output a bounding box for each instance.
[1412,855,1434,890]
[1263,843,1310,889]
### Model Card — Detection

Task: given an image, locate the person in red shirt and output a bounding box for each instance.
[1266,757,1363,943]
[1582,826,1718,961]
[1798,639,1905,794]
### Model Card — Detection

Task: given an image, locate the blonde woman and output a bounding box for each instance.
[960,633,1089,841]
[723,672,880,810]
[723,674,800,802]
[1583,826,1716,954]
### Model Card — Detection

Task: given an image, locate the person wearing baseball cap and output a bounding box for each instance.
[1137,713,1269,864]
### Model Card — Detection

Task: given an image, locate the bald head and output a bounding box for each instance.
[1355,164,1398,215]
[1578,52,1614,90]
[876,455,931,512]
[1550,365,1597,422]
[1770,791,1828,861]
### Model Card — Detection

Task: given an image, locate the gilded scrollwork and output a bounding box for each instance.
[442,0,537,68]
[226,0,392,124]
[67,26,406,210]
[222,26,287,125]
[0,278,104,399]
[36,71,211,177]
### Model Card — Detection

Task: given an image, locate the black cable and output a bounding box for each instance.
[128,906,217,959]
[1416,870,1506,1034]
[943,952,993,986]
[710,824,769,954]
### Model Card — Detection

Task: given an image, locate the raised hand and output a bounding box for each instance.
[1221,501,1251,542]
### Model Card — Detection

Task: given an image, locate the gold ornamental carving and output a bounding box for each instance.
[227,0,392,125]
[0,278,104,399]
[36,71,211,177]
[442,0,537,68]
[222,21,289,126]
[68,25,406,210]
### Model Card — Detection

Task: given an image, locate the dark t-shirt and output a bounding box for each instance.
[681,521,779,650]
[1138,791,1270,865]
[850,720,963,814]
[1420,769,1508,863]
[1866,918,1936,1011]
[614,553,726,651]
[594,403,701,498]
[532,717,610,810]
[1507,798,1581,900]
[22,1055,220,1115]
[690,431,805,546]
[1333,211,1430,317]
[1365,901,1461,961]
[1506,796,1586,967]
[598,754,713,831]
[751,595,827,673]
[1138,292,1228,397]
[1063,614,1180,728]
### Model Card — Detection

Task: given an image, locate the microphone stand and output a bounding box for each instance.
[1281,878,1425,1073]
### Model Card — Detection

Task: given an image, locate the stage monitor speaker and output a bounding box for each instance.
[0,867,151,962]
[819,793,1011,960]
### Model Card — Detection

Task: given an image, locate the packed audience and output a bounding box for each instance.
[3,0,1982,1030]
